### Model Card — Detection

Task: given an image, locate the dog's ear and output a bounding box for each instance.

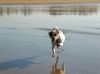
[48,31,53,38]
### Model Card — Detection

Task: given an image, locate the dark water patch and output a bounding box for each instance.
[31,28,51,31]
[82,26,100,30]
[34,28,100,36]
[63,29,100,35]
[0,53,49,71]
[0,57,35,71]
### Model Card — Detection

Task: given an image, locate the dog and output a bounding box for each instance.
[48,27,65,57]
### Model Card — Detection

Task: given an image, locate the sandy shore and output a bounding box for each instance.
[0,0,100,4]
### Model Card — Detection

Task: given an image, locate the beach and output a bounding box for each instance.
[0,3,100,74]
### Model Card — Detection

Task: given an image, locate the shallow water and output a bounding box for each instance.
[0,3,100,74]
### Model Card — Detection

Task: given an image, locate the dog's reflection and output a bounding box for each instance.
[51,53,65,74]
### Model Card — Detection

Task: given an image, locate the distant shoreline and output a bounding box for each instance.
[0,0,100,5]
[0,2,100,5]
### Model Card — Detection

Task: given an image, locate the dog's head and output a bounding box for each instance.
[48,29,62,48]
[49,30,59,40]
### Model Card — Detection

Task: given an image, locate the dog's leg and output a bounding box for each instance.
[52,48,55,57]
[52,42,55,57]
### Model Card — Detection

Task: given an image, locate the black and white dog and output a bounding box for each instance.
[48,27,65,57]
